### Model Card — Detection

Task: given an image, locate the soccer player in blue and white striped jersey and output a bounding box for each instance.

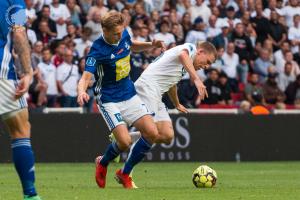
[0,1,41,199]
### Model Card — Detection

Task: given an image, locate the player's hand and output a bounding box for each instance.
[77,92,90,106]
[176,104,188,113]
[152,40,166,52]
[194,79,208,100]
[15,74,32,100]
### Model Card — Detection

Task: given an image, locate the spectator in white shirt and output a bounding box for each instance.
[38,47,58,107]
[288,14,300,54]
[50,0,71,39]
[74,27,93,58]
[153,21,176,46]
[189,0,211,24]
[222,42,239,92]
[25,0,37,26]
[84,12,103,41]
[277,62,296,92]
[280,0,300,27]
[274,41,290,73]
[57,49,80,107]
[206,14,222,41]
[185,17,207,44]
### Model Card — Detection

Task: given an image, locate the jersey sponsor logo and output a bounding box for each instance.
[125,42,130,50]
[86,57,96,66]
[5,5,27,30]
[111,54,115,59]
[115,55,130,81]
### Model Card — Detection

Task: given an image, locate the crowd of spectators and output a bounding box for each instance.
[18,0,300,112]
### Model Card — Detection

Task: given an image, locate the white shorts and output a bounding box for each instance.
[135,80,171,122]
[97,95,150,131]
[0,79,27,118]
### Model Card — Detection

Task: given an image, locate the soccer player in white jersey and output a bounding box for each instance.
[134,41,217,151]
[0,1,42,200]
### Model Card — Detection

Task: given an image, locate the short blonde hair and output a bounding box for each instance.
[101,11,125,30]
[196,41,218,61]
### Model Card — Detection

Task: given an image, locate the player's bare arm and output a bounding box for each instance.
[130,40,166,52]
[167,85,188,113]
[12,26,33,99]
[77,71,93,106]
[179,49,208,100]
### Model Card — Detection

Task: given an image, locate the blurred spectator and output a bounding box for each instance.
[277,62,296,92]
[178,78,198,108]
[180,12,192,38]
[250,91,270,115]
[52,41,66,67]
[219,72,233,105]
[84,12,102,41]
[263,72,286,104]
[285,74,300,105]
[56,49,79,107]
[154,21,176,46]
[25,0,37,26]
[274,41,290,72]
[244,73,265,105]
[66,24,78,41]
[74,27,92,58]
[263,0,283,19]
[211,46,225,72]
[268,11,287,52]
[223,6,241,30]
[250,3,270,46]
[280,0,300,27]
[230,23,254,63]
[254,48,273,83]
[189,0,211,24]
[206,15,221,41]
[31,41,43,66]
[239,100,251,113]
[36,21,53,45]
[38,47,58,107]
[32,5,57,38]
[282,51,300,76]
[87,0,108,21]
[185,17,207,44]
[222,42,239,92]
[294,46,300,65]
[203,69,222,104]
[50,0,71,39]
[212,21,230,49]
[288,14,300,54]
[106,0,124,11]
[66,0,82,27]
[171,23,184,44]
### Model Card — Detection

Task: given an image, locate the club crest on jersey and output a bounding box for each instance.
[86,57,96,66]
[125,42,130,50]
[111,54,115,59]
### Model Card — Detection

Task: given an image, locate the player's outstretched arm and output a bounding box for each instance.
[77,71,93,106]
[179,50,208,100]
[167,85,188,113]
[130,40,166,52]
[13,26,33,99]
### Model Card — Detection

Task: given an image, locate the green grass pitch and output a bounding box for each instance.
[1,162,300,200]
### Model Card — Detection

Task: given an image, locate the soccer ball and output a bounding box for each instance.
[192,165,217,188]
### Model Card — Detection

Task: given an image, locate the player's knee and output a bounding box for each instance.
[162,131,174,144]
[142,126,159,143]
[117,137,132,151]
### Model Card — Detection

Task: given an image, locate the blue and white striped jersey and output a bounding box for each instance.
[0,0,26,80]
[85,29,136,103]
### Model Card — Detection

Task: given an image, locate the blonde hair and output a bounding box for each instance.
[196,41,218,61]
[101,11,125,30]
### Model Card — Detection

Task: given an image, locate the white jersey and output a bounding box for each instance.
[137,43,197,99]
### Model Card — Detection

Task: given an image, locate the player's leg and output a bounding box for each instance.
[2,109,41,199]
[0,79,41,200]
[155,121,174,144]
[95,103,131,188]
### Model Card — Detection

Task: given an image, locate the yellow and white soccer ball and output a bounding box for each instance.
[192,165,217,188]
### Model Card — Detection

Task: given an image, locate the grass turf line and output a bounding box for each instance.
[0,162,300,200]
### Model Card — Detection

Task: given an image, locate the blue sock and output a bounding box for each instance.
[122,136,152,175]
[100,142,121,167]
[11,138,37,197]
